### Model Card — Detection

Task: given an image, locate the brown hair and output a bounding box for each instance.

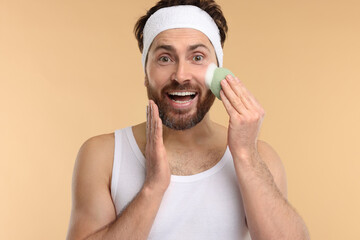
[134,0,228,53]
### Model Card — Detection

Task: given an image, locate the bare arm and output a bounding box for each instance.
[84,186,165,240]
[66,101,170,240]
[220,74,310,240]
[235,140,310,240]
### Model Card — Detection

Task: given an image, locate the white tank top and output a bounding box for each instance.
[111,127,251,240]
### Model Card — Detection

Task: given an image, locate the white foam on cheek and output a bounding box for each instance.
[205,63,217,89]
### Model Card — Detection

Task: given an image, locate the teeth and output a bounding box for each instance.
[172,99,192,103]
[168,92,196,96]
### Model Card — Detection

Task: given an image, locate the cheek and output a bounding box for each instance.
[192,64,210,87]
[147,65,172,86]
[146,71,168,91]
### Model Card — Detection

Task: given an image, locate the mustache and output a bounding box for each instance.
[161,81,201,93]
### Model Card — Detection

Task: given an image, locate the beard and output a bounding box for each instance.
[146,80,215,131]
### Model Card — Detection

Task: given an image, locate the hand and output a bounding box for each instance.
[220,75,265,163]
[143,100,171,195]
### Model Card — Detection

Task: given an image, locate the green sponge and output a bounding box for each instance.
[205,63,235,100]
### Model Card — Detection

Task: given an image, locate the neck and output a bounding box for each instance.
[162,113,216,148]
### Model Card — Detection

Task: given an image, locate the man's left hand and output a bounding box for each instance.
[220,74,266,163]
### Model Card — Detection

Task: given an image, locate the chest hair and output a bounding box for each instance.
[167,148,225,176]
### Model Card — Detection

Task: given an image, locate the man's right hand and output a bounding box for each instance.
[143,100,171,195]
[67,100,171,240]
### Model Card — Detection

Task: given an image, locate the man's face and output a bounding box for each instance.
[145,28,217,130]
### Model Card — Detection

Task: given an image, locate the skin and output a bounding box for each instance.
[66,28,310,240]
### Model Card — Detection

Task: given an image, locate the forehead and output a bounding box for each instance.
[149,28,214,52]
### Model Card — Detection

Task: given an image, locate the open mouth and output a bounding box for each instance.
[167,91,197,103]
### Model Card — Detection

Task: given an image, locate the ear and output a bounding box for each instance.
[144,75,149,87]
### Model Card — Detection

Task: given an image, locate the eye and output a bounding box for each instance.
[193,55,204,62]
[159,56,171,62]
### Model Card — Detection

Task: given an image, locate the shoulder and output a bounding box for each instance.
[74,132,115,186]
[78,133,115,163]
[257,140,288,198]
[257,140,282,166]
[78,133,115,158]
[67,133,116,239]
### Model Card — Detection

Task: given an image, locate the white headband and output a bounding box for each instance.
[142,5,223,70]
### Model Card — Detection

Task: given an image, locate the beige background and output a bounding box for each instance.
[1,0,359,239]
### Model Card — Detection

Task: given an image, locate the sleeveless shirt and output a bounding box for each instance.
[111,127,251,240]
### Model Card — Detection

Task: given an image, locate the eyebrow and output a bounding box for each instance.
[188,43,210,52]
[153,44,175,53]
[153,43,211,53]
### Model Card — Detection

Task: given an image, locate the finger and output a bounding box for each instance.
[220,89,237,117]
[147,101,154,148]
[149,100,161,141]
[225,75,253,110]
[230,76,265,116]
[152,101,163,141]
[220,79,248,115]
[150,100,155,138]
[232,75,263,111]
[146,105,150,144]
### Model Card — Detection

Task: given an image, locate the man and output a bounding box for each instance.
[67,0,310,239]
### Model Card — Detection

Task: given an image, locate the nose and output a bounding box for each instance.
[172,59,192,84]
